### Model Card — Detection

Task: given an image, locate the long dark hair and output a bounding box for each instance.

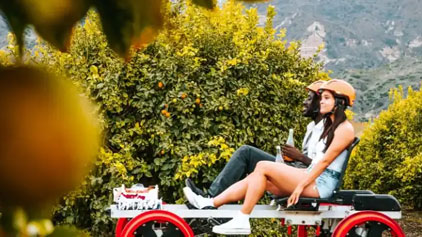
[320,96,347,152]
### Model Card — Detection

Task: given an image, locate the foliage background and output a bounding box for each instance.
[1,1,326,235]
[344,86,422,210]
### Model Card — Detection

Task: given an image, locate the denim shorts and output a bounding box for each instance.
[315,170,340,198]
[307,166,340,198]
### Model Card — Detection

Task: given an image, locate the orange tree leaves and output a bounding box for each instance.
[0,0,267,58]
[28,3,322,234]
[93,0,163,57]
[0,0,90,53]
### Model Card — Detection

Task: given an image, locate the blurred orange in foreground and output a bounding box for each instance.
[0,66,101,207]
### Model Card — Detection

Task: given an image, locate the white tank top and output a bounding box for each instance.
[310,137,347,173]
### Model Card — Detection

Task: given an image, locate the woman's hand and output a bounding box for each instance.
[287,185,304,207]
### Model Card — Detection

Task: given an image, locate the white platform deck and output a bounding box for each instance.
[110,204,401,225]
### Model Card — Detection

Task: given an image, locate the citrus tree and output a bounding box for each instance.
[344,86,422,210]
[2,1,328,235]
[0,0,264,57]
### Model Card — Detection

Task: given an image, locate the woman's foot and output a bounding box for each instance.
[212,211,251,235]
[183,187,215,209]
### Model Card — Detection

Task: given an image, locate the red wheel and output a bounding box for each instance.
[120,210,194,237]
[333,211,405,237]
[116,218,129,237]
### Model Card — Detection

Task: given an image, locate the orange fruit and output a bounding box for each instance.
[158,82,164,88]
[165,112,171,118]
[161,109,167,115]
[0,66,101,207]
[180,93,187,99]
[160,150,165,155]
[195,98,200,104]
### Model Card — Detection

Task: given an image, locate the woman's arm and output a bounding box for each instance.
[288,122,354,206]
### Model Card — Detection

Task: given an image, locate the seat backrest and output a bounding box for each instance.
[332,137,360,195]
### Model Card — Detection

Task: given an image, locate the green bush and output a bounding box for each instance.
[2,1,327,235]
[344,86,422,209]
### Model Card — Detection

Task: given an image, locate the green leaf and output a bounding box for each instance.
[27,0,90,51]
[153,158,161,166]
[192,0,216,9]
[93,0,163,57]
[0,1,28,57]
[93,0,133,57]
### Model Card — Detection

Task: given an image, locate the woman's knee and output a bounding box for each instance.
[256,160,271,171]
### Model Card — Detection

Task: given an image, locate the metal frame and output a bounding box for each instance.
[111,203,401,225]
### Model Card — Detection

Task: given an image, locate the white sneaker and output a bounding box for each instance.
[212,212,251,235]
[183,187,214,209]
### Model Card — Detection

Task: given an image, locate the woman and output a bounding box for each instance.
[183,79,356,235]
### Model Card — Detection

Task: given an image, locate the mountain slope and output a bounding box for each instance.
[339,56,422,121]
[248,0,422,120]
[251,0,422,71]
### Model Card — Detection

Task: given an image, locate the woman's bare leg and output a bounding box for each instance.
[213,161,319,212]
[266,181,286,197]
[213,177,249,207]
[240,161,319,214]
[240,169,267,213]
[213,175,288,208]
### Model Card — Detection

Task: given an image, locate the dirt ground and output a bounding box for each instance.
[399,209,422,236]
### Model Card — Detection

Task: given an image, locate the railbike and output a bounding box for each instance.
[110,138,405,237]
